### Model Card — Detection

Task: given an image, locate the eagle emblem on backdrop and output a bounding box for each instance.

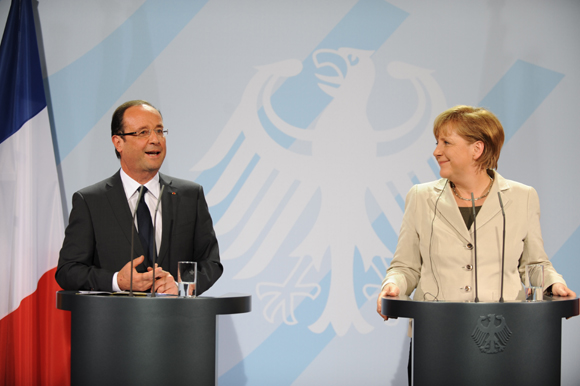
[471,314,512,354]
[192,48,446,336]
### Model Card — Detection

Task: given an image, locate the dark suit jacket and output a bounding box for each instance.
[56,171,223,294]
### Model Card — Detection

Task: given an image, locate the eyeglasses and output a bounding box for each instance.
[116,129,168,139]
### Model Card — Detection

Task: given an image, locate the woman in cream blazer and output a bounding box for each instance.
[377,106,575,317]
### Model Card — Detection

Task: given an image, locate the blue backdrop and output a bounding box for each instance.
[2,1,578,384]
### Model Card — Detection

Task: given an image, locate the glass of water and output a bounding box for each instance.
[524,264,544,301]
[178,261,197,298]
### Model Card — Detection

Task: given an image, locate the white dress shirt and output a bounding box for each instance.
[112,169,163,291]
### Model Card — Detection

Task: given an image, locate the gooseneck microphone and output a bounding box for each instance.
[471,193,480,303]
[150,185,164,297]
[498,192,506,303]
[425,179,449,301]
[130,186,146,297]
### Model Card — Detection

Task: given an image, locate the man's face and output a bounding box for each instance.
[112,104,166,183]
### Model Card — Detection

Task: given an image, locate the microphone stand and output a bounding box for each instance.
[498,192,506,303]
[130,186,146,297]
[471,193,479,303]
[150,185,164,297]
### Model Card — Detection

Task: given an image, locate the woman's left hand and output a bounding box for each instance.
[551,283,576,298]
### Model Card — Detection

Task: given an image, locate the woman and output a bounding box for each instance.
[377,105,575,316]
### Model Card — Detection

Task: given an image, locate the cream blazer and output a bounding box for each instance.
[382,171,565,302]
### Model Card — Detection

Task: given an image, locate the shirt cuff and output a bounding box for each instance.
[112,272,121,292]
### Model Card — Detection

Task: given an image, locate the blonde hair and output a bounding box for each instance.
[433,105,505,170]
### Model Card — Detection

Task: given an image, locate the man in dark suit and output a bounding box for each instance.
[56,100,223,295]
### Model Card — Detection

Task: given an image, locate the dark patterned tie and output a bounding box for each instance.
[136,186,154,265]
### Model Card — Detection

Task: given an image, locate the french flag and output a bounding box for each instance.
[0,0,70,384]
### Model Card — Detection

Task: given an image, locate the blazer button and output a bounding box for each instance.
[462,286,472,292]
[466,243,473,250]
[464,265,473,271]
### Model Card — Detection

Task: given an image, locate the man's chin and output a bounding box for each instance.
[145,156,165,169]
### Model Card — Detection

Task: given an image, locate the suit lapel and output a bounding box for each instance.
[473,172,511,231]
[430,172,512,240]
[105,171,145,260]
[430,179,472,242]
[157,173,176,267]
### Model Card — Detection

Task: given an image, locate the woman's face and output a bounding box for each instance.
[433,124,480,181]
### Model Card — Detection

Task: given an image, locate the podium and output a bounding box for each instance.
[382,295,578,386]
[57,291,251,386]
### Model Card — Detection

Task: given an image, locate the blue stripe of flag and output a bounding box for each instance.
[0,0,46,145]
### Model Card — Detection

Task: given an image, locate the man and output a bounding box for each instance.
[56,100,223,295]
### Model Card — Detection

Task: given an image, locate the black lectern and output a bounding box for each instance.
[57,291,251,386]
[382,296,578,386]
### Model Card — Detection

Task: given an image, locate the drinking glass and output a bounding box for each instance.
[524,264,544,301]
[177,261,197,298]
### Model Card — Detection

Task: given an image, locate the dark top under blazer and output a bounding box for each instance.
[56,171,223,294]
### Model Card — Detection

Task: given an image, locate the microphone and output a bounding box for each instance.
[425,179,449,301]
[130,186,146,297]
[471,193,480,303]
[498,192,506,302]
[150,185,164,297]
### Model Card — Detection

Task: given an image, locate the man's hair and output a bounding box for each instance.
[111,100,161,159]
[433,105,505,170]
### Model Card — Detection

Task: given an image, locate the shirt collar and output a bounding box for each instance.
[119,168,160,200]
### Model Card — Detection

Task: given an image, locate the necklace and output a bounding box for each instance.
[451,175,494,201]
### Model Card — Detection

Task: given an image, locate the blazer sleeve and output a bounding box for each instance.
[518,186,565,291]
[55,192,115,292]
[190,186,223,295]
[382,185,422,295]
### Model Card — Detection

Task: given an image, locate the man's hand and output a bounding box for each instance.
[148,266,178,295]
[117,256,162,291]
[376,283,400,321]
[551,283,576,298]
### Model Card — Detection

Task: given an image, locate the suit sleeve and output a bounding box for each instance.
[519,186,565,291]
[191,186,223,295]
[381,185,422,295]
[55,192,115,291]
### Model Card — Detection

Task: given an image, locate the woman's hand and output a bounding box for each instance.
[376,283,400,321]
[551,283,576,298]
